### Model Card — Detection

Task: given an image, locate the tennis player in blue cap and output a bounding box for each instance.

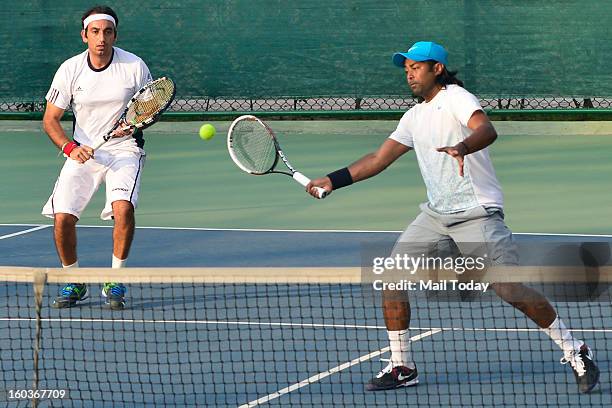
[307,41,600,393]
[393,40,449,67]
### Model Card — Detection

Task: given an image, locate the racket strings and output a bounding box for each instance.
[232,120,277,173]
[126,78,175,125]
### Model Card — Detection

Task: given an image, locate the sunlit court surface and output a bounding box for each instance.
[2,2,612,407]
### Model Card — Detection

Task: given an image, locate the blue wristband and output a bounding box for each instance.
[327,167,353,190]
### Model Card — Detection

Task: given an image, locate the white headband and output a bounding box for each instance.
[83,14,116,29]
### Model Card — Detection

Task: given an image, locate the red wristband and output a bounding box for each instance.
[63,141,78,156]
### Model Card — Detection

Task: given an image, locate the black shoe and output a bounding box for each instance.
[52,283,89,308]
[366,362,418,391]
[560,344,600,393]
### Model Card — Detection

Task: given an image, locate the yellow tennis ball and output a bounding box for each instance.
[199,124,216,140]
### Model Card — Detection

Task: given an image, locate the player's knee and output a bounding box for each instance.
[54,213,78,229]
[111,200,134,219]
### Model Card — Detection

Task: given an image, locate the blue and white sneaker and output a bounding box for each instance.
[52,283,89,308]
[102,282,127,310]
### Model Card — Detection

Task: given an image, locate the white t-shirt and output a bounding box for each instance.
[45,47,152,151]
[389,85,503,213]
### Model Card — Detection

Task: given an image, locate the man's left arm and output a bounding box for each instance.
[436,110,497,176]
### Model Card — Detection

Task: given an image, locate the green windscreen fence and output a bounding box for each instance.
[2,1,611,117]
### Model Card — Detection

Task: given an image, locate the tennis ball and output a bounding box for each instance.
[199,124,216,140]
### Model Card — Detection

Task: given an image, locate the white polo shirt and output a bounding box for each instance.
[389,85,503,213]
[45,47,152,151]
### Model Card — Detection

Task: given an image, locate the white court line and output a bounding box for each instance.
[0,224,398,233]
[239,329,441,408]
[0,225,50,240]
[1,316,610,334]
[0,224,49,227]
[0,317,383,330]
[515,232,612,238]
[1,223,611,237]
[79,225,400,233]
[0,318,609,333]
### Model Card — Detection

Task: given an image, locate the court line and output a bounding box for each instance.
[0,225,51,240]
[0,223,397,233]
[0,224,47,227]
[515,232,612,238]
[80,225,400,233]
[1,317,610,333]
[1,223,611,238]
[238,329,441,408]
[1,317,384,330]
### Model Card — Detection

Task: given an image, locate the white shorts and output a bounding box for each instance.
[42,149,146,220]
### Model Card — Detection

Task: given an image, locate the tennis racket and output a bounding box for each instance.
[227,115,329,199]
[92,77,176,151]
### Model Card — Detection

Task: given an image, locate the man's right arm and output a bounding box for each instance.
[42,103,92,163]
[306,138,411,197]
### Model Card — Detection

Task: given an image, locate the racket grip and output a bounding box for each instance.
[91,139,106,151]
[293,172,329,199]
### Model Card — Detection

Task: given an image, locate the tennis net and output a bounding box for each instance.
[0,266,610,407]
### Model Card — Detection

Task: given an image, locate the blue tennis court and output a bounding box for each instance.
[1,224,610,407]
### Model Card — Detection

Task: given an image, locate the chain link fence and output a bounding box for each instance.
[2,96,611,116]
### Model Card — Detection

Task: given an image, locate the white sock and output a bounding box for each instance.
[62,260,79,268]
[388,329,415,369]
[112,255,127,269]
[542,316,583,353]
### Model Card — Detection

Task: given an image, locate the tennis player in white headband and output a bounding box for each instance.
[83,13,116,29]
[42,5,154,311]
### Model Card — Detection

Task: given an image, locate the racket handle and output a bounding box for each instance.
[92,126,134,152]
[92,119,135,152]
[91,138,107,151]
[293,172,329,199]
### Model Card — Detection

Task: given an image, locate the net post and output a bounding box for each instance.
[31,268,47,408]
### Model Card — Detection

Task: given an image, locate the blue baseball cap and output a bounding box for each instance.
[392,41,449,67]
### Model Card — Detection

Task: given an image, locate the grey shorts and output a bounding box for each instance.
[394,203,519,267]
